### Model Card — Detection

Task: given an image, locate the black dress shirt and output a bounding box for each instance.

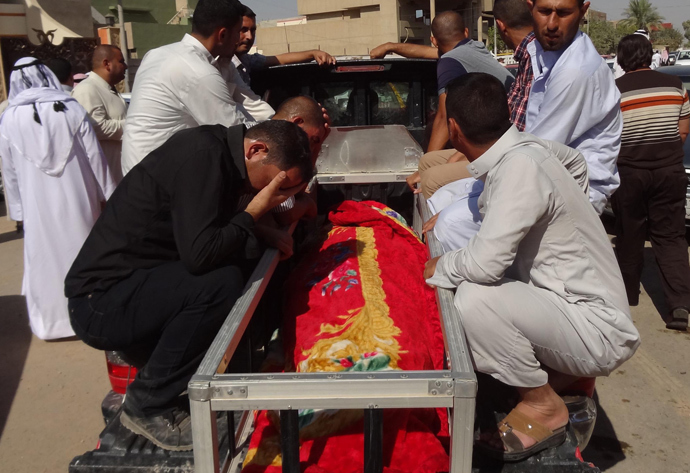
[65,124,256,298]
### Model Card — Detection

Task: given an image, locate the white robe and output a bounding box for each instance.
[0,98,115,340]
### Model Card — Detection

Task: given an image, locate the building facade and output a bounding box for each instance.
[0,0,96,101]
[91,0,198,59]
[255,0,494,57]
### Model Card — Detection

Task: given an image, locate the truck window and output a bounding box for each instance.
[369,81,411,126]
[313,82,356,127]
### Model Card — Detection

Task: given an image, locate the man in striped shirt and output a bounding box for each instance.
[613,34,690,331]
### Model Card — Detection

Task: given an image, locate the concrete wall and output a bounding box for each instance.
[256,0,400,56]
[91,0,178,24]
[297,0,383,16]
[36,0,93,39]
[256,0,492,56]
[91,1,196,58]
[0,3,27,36]
[0,0,93,45]
[128,22,190,58]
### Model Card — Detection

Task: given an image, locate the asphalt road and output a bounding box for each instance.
[0,207,688,472]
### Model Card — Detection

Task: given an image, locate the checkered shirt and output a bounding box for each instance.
[508,32,536,132]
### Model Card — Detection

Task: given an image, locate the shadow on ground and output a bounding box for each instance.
[582,391,626,470]
[0,229,23,245]
[0,295,32,440]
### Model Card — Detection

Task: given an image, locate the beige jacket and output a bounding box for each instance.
[72,73,127,183]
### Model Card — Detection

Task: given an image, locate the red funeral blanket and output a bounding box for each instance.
[242,201,449,473]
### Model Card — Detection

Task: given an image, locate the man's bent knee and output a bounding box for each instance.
[191,266,243,302]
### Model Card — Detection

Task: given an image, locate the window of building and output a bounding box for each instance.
[347,8,361,19]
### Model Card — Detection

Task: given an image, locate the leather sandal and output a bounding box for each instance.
[475,409,568,462]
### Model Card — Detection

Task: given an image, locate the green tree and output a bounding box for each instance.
[615,22,639,40]
[487,26,509,54]
[619,0,664,30]
[683,20,690,45]
[584,19,617,54]
[651,27,684,50]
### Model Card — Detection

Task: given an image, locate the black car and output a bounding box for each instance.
[658,65,690,224]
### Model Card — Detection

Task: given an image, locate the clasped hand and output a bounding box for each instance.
[245,172,306,221]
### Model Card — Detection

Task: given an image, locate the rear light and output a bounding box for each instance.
[335,65,385,73]
[105,351,137,395]
[563,377,596,397]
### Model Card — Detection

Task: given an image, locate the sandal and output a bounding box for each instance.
[475,409,568,462]
[666,307,689,331]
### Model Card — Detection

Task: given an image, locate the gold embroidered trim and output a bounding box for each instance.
[300,226,402,373]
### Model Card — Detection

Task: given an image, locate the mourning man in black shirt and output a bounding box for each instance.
[65,120,312,450]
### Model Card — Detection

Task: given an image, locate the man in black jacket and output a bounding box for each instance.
[66,120,312,450]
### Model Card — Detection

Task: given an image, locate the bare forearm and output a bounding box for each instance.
[273,51,316,65]
[680,118,689,144]
[381,42,437,59]
[428,110,449,151]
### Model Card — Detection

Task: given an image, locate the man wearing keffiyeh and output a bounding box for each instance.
[0,57,115,340]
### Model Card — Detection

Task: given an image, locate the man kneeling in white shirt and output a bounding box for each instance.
[424,73,639,462]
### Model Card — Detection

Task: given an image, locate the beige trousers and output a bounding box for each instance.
[456,279,633,388]
[418,149,471,199]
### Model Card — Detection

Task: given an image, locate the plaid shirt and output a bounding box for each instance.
[508,32,536,132]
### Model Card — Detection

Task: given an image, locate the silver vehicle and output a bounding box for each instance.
[674,50,690,66]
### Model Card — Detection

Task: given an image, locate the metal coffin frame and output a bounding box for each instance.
[189,194,477,473]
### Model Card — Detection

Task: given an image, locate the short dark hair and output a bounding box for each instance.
[275,96,326,129]
[493,0,533,30]
[44,58,72,84]
[617,34,652,72]
[242,5,256,19]
[446,73,511,145]
[192,0,244,38]
[245,120,314,183]
[431,11,466,45]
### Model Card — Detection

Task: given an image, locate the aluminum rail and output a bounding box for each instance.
[416,194,475,377]
[190,194,477,473]
[415,194,477,473]
[191,221,297,473]
[195,221,298,377]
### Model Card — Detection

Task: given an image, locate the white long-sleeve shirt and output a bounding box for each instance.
[526,32,622,214]
[121,34,275,175]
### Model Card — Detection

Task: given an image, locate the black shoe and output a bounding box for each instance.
[120,407,193,451]
[666,307,689,331]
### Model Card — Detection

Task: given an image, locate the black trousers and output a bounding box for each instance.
[611,164,690,310]
[69,261,243,417]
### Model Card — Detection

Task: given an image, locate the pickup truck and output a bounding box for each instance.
[69,57,599,473]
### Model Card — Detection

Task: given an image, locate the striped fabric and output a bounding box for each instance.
[616,70,690,168]
[236,194,295,213]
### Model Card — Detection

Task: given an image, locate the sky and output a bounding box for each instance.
[241,0,690,30]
